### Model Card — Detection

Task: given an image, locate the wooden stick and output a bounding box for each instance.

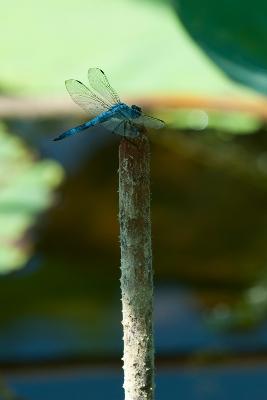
[119,133,154,400]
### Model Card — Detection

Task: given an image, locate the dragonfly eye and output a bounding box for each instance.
[132,105,142,113]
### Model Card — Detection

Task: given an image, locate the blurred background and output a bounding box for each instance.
[1,0,267,398]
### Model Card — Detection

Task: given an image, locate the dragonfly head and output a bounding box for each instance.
[131,104,142,117]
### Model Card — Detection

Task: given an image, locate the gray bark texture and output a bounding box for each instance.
[119,134,154,400]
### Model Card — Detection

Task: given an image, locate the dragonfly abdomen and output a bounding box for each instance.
[54,120,97,141]
[54,110,116,141]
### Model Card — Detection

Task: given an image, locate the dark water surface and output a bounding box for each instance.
[2,285,267,362]
[7,364,267,400]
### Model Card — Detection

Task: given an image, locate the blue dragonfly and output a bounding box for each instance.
[54,68,165,141]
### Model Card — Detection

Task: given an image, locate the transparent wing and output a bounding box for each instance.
[100,118,139,138]
[65,79,109,116]
[88,68,121,106]
[124,121,140,138]
[133,114,165,130]
[100,118,125,136]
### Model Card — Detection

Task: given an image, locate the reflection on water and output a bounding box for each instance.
[2,284,267,362]
[7,365,267,400]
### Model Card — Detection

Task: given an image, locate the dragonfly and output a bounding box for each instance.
[54,68,165,141]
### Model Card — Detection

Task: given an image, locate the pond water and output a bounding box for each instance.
[7,364,267,400]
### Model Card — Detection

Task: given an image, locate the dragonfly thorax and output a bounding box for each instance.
[131,104,142,112]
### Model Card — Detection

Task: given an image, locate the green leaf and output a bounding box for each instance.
[174,0,267,94]
[0,124,64,274]
[0,0,261,100]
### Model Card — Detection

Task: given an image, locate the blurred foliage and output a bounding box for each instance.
[1,114,267,361]
[162,109,262,134]
[174,0,267,94]
[0,0,261,101]
[0,123,64,274]
[1,0,267,359]
[207,273,267,331]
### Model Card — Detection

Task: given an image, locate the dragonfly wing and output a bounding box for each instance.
[100,118,124,135]
[100,118,139,138]
[88,68,121,106]
[124,121,140,138]
[65,79,109,116]
[133,114,165,130]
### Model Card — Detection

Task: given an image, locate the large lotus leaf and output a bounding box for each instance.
[173,0,267,95]
[0,124,64,274]
[0,0,261,100]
